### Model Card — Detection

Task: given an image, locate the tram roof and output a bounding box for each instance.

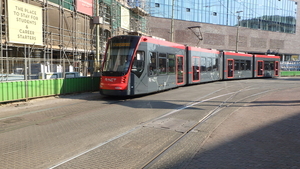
[255,55,280,59]
[223,52,253,57]
[188,46,220,54]
[140,36,186,50]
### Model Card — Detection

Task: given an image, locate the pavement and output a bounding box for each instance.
[184,86,300,168]
[0,78,299,169]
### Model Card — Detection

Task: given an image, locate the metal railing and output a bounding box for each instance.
[280,61,300,76]
[0,57,100,82]
[280,61,300,71]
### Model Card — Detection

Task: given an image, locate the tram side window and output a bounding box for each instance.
[177,56,184,84]
[258,61,264,75]
[265,61,270,70]
[149,52,157,76]
[168,54,175,74]
[213,58,218,71]
[234,60,240,70]
[207,58,212,71]
[201,57,206,72]
[159,53,167,75]
[240,60,245,70]
[246,60,251,70]
[275,61,279,76]
[270,61,275,70]
[132,51,145,76]
[192,57,200,81]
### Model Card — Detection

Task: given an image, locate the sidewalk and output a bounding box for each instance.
[185,87,300,168]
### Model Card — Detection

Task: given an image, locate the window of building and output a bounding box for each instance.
[149,0,297,34]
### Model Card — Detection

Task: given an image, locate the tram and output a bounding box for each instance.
[100,35,280,96]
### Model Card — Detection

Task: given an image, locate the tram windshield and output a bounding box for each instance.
[102,36,140,76]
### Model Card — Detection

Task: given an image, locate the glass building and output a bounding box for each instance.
[148,0,297,33]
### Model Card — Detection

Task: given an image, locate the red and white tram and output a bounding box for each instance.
[100,35,280,96]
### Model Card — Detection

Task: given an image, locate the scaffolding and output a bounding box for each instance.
[128,0,149,35]
[0,0,149,82]
[0,0,99,81]
[100,0,149,36]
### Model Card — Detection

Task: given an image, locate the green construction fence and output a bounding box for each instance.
[0,77,100,103]
[1,72,298,103]
[280,71,300,77]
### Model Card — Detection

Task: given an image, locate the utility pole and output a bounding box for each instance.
[170,0,175,42]
[96,2,100,67]
[235,10,243,53]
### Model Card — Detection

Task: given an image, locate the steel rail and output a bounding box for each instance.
[141,86,277,169]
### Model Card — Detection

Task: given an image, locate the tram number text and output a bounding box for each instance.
[105,78,117,82]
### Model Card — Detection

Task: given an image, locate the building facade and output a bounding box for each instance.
[0,0,148,81]
[1,0,299,82]
[147,0,300,61]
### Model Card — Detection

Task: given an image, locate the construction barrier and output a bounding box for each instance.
[281,71,300,77]
[0,77,100,103]
[1,71,298,103]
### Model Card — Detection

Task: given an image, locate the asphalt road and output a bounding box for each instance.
[0,77,299,169]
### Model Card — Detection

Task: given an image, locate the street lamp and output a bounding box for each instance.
[236,10,243,53]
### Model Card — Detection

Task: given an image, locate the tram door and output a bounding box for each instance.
[227,59,234,78]
[275,61,279,76]
[177,55,184,84]
[257,61,264,76]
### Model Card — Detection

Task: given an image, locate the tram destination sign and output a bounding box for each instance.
[7,0,43,46]
[113,43,131,47]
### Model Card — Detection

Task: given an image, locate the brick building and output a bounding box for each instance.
[147,0,300,61]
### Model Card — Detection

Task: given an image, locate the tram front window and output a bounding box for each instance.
[104,49,131,73]
[102,36,139,76]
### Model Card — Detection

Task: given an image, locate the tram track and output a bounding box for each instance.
[0,84,226,134]
[48,88,234,168]
[1,79,296,169]
[48,80,300,169]
[140,86,280,169]
[48,85,245,168]
[49,83,280,169]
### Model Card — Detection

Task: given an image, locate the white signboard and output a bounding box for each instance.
[121,6,130,30]
[8,0,43,46]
